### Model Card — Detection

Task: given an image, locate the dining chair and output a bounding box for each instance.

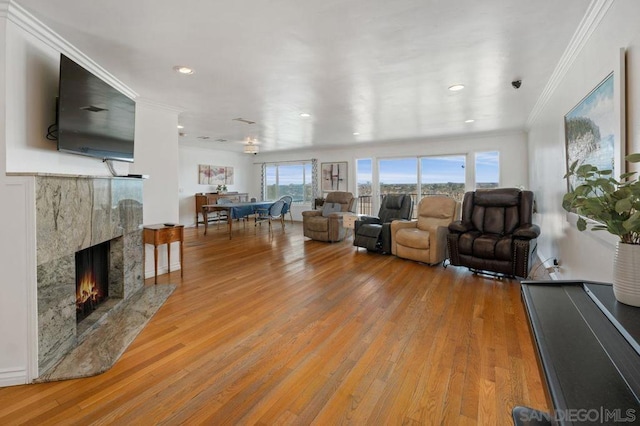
[255,200,286,232]
[279,195,294,223]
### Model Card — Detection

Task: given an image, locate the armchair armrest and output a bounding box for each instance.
[302,210,322,218]
[513,224,541,239]
[448,220,473,233]
[390,219,417,233]
[356,215,382,225]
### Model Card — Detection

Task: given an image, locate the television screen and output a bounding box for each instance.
[57,54,135,162]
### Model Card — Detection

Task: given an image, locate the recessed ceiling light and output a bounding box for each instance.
[299,113,311,118]
[353,132,360,136]
[173,66,194,75]
[448,84,465,91]
[465,119,475,123]
[177,125,184,129]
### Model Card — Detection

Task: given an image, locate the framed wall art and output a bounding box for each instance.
[198,165,226,185]
[321,162,348,192]
[564,48,626,192]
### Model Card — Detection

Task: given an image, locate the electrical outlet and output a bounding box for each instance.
[546,258,561,274]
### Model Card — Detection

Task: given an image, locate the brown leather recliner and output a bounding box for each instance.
[447,188,540,278]
[302,191,355,242]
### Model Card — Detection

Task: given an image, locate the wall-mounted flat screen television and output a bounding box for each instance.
[57,54,136,162]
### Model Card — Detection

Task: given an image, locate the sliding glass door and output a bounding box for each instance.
[356,152,499,216]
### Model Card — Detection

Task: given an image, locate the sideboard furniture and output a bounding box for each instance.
[143,224,184,284]
[194,192,249,227]
[516,280,640,425]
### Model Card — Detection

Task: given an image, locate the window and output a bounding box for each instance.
[475,151,500,189]
[420,155,466,201]
[356,158,373,215]
[379,158,418,196]
[263,162,313,203]
[356,158,372,197]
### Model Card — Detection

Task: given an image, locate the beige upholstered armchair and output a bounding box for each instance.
[302,191,355,242]
[390,196,460,265]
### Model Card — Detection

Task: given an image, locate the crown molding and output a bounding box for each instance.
[526,0,614,128]
[0,1,9,19]
[135,98,184,114]
[3,0,138,99]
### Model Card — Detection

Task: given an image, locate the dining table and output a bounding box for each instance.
[202,201,274,238]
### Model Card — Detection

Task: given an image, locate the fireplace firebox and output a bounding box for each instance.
[75,241,110,322]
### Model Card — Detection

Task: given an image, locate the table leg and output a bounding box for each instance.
[228,212,233,239]
[180,240,184,277]
[203,207,209,235]
[167,242,171,275]
[153,245,158,284]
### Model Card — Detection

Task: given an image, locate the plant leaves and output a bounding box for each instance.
[625,153,640,163]
[576,217,587,231]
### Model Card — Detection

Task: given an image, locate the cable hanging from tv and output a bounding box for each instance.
[46,123,58,141]
[103,159,118,177]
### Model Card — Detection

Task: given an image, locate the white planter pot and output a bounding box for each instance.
[613,242,640,307]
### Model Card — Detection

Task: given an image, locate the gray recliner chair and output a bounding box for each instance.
[353,194,413,253]
[302,191,355,242]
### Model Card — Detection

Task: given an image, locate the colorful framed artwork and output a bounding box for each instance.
[198,165,226,185]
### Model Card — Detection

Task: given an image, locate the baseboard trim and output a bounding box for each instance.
[0,367,28,387]
[144,263,182,280]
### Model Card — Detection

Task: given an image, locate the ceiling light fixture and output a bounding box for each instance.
[243,137,259,154]
[300,113,311,118]
[173,66,194,75]
[465,119,475,123]
[448,84,465,91]
[177,125,184,129]
[353,132,360,136]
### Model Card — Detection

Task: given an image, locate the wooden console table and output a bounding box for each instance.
[517,281,640,425]
[143,224,184,284]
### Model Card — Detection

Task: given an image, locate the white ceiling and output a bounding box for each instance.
[16,0,591,154]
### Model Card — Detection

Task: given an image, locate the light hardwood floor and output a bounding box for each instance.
[0,222,549,425]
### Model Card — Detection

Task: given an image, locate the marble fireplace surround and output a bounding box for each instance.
[36,175,146,376]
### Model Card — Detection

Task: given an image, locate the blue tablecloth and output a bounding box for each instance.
[217,201,274,219]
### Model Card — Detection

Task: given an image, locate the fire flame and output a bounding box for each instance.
[76,271,103,307]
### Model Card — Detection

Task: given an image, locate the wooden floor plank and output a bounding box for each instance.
[0,223,549,424]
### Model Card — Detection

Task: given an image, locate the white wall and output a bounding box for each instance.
[251,130,529,221]
[178,145,254,226]
[132,101,182,278]
[0,11,36,387]
[528,1,640,281]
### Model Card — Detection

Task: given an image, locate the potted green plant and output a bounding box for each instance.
[562,152,640,306]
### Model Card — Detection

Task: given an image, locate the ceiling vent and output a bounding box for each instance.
[233,117,256,125]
